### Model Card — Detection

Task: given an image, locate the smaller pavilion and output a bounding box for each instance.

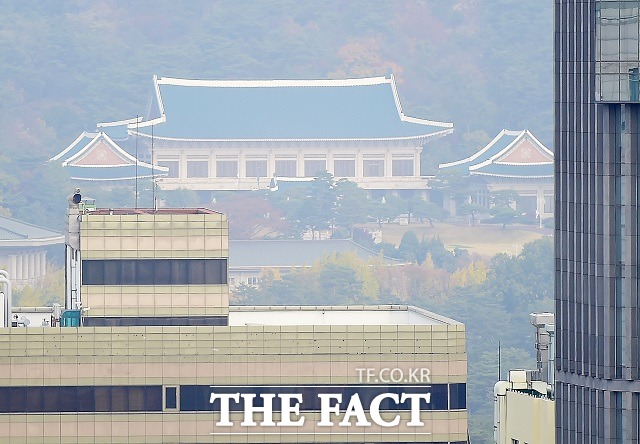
[49,126,168,181]
[0,216,64,286]
[439,129,554,220]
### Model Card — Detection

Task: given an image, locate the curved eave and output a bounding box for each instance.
[128,127,454,144]
[470,171,553,179]
[68,175,165,182]
[97,116,144,128]
[0,236,65,248]
[49,131,95,162]
[439,129,515,169]
[67,163,169,172]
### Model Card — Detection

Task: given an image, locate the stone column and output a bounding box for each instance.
[9,255,17,281]
[16,253,23,281]
[28,252,35,280]
[385,151,392,178]
[326,150,334,176]
[40,251,47,278]
[238,150,246,178]
[297,152,304,177]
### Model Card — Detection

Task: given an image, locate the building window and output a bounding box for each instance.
[392,159,414,177]
[83,316,228,327]
[247,276,259,286]
[544,195,553,213]
[363,159,384,177]
[246,160,267,177]
[164,386,178,410]
[334,159,355,177]
[596,1,640,102]
[157,161,179,178]
[82,258,228,286]
[216,160,238,177]
[304,159,326,177]
[275,159,297,177]
[187,160,208,178]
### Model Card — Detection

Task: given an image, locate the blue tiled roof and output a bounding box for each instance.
[440,133,520,170]
[135,76,452,140]
[0,216,63,242]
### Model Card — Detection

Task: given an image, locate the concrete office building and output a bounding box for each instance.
[0,202,468,443]
[555,1,640,442]
[494,313,555,444]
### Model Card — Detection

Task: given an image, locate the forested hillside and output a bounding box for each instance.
[0,0,552,227]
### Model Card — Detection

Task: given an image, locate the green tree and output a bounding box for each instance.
[398,230,420,261]
[457,202,487,226]
[319,263,363,304]
[489,190,522,229]
[332,179,370,231]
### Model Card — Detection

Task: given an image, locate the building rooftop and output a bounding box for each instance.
[439,129,553,179]
[49,131,168,181]
[87,208,222,216]
[125,75,453,142]
[228,305,461,326]
[229,239,397,268]
[0,215,64,247]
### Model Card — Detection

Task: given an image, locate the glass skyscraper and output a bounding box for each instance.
[556,1,640,442]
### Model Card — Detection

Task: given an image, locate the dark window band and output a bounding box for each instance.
[0,384,465,414]
[0,386,162,413]
[82,258,227,285]
[83,316,228,327]
[181,384,466,412]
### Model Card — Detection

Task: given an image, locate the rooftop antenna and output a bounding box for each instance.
[135,116,139,208]
[151,123,156,209]
[498,340,502,381]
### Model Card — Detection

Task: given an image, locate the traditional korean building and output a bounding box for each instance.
[50,125,168,181]
[0,216,64,286]
[53,75,453,195]
[438,129,554,220]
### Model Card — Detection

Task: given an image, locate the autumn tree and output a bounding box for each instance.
[211,193,288,239]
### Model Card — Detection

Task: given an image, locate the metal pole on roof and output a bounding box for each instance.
[135,116,139,209]
[151,123,155,209]
[0,272,12,328]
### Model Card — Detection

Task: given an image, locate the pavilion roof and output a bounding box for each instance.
[49,131,168,181]
[439,129,553,179]
[122,75,453,142]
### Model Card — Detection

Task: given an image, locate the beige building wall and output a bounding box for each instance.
[79,210,229,319]
[494,377,554,444]
[0,308,467,443]
[502,391,554,444]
